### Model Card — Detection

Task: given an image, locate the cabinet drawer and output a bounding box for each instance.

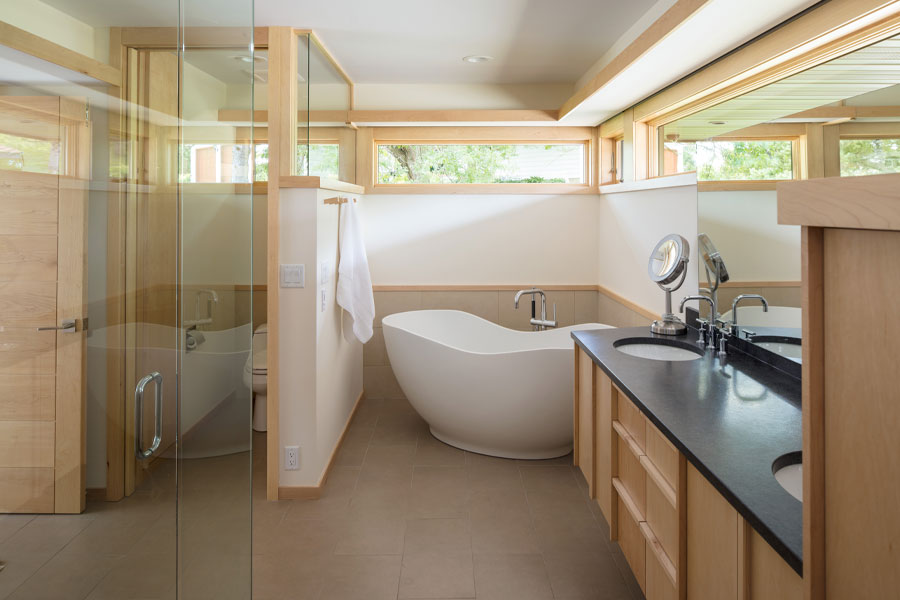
[617,495,646,595]
[645,419,679,491]
[615,390,646,451]
[646,471,678,567]
[614,421,646,518]
[645,531,678,600]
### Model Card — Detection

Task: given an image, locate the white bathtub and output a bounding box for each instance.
[382,310,612,459]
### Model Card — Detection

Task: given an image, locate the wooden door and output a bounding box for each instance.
[0,96,88,514]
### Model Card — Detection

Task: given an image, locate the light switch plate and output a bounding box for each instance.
[280,264,304,288]
[319,261,330,285]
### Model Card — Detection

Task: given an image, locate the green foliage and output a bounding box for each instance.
[840,138,900,176]
[495,176,565,183]
[379,144,515,184]
[0,133,57,174]
[665,140,792,180]
[298,143,340,179]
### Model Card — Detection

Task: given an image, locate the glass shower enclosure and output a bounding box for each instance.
[0,0,255,597]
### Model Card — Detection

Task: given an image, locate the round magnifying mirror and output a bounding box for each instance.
[648,234,690,285]
[698,233,729,287]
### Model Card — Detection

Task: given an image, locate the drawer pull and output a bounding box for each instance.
[640,521,678,586]
[613,420,645,460]
[612,477,644,523]
[641,455,677,508]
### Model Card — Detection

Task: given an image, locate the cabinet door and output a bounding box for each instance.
[593,366,613,524]
[687,464,738,599]
[575,347,595,494]
[747,525,802,600]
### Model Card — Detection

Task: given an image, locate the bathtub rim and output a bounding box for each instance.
[382,309,612,357]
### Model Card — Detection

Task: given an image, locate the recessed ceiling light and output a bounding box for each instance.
[462,55,493,63]
[708,120,727,125]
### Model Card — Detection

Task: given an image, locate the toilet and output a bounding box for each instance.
[244,323,268,432]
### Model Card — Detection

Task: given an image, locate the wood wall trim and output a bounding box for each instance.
[279,176,365,194]
[367,184,595,196]
[266,26,297,501]
[598,285,660,321]
[801,226,825,600]
[559,0,710,120]
[635,0,900,125]
[698,180,780,192]
[0,21,121,86]
[371,125,594,142]
[118,26,267,48]
[371,284,602,292]
[777,173,900,229]
[718,280,801,288]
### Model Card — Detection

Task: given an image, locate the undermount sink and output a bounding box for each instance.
[614,338,704,362]
[773,452,802,502]
[752,336,802,361]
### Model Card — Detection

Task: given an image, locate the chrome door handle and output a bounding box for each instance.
[134,372,163,460]
[37,318,77,333]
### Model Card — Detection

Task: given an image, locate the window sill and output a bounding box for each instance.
[698,180,785,191]
[368,183,597,195]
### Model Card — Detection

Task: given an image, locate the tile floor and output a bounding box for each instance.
[252,397,643,600]
[0,396,641,600]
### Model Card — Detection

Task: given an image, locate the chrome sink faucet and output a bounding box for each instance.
[514,288,558,331]
[731,294,768,335]
[679,295,716,350]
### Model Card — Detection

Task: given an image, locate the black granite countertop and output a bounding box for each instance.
[572,326,803,575]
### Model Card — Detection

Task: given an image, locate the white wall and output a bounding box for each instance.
[362,194,600,285]
[278,187,364,487]
[698,190,800,282]
[0,0,104,61]
[597,177,699,315]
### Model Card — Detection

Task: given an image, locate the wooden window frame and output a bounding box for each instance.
[357,126,596,194]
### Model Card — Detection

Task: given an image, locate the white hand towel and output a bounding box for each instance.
[336,201,375,343]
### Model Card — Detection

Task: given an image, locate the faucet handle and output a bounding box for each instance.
[695,318,709,345]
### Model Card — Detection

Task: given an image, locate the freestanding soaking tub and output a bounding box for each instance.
[382,310,612,459]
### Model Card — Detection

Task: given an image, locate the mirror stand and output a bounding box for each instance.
[651,267,689,335]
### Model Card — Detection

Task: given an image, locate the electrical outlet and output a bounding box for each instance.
[285,446,299,470]
[321,289,327,312]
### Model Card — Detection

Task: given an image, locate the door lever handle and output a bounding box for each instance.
[37,319,77,333]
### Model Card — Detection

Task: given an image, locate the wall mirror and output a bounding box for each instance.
[658,32,900,363]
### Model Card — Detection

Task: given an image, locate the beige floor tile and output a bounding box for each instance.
[319,554,402,600]
[334,438,370,467]
[362,443,416,470]
[420,291,499,323]
[404,518,471,554]
[84,551,176,600]
[285,467,358,520]
[398,551,475,599]
[408,467,468,519]
[370,411,426,446]
[543,550,631,600]
[532,514,607,554]
[415,435,466,467]
[0,514,35,544]
[524,486,595,522]
[254,517,342,557]
[469,511,539,555]
[334,515,407,555]
[252,553,324,600]
[467,487,531,521]
[519,465,580,492]
[473,553,554,600]
[466,462,523,491]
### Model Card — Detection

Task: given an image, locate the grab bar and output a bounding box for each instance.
[134,372,163,460]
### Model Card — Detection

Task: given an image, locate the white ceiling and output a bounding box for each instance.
[41,0,661,85]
